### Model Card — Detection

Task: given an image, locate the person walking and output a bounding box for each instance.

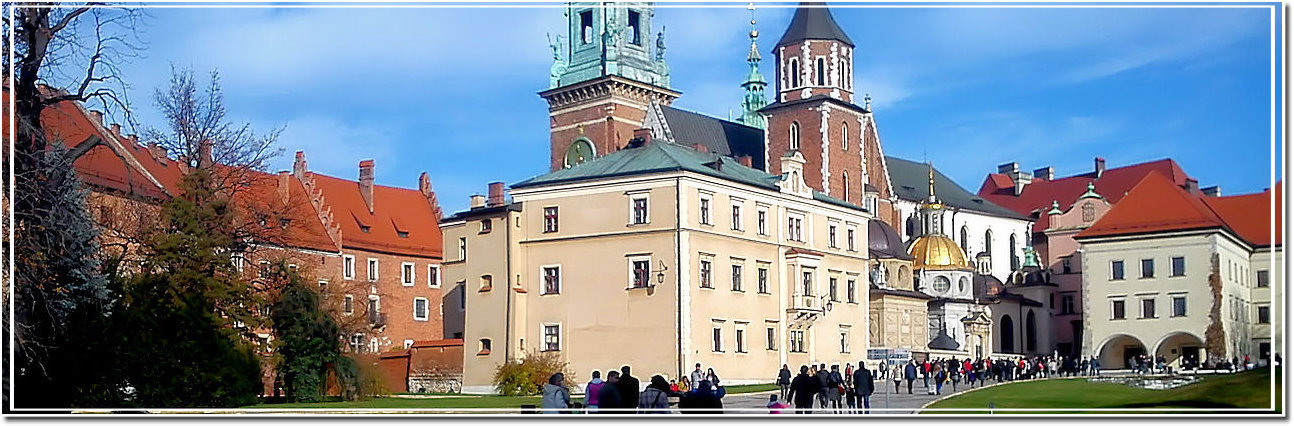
[922,359,931,388]
[584,370,605,413]
[689,363,705,391]
[638,375,672,414]
[933,364,946,395]
[904,359,918,394]
[827,364,844,414]
[540,373,571,414]
[777,364,792,401]
[843,363,856,414]
[618,366,640,409]
[597,371,623,414]
[788,365,819,414]
[891,364,902,393]
[853,361,875,414]
[1092,357,1101,376]
[767,394,790,414]
[878,360,888,381]
[815,363,831,410]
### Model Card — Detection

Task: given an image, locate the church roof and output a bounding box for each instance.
[907,234,973,271]
[657,106,765,170]
[869,219,913,260]
[776,2,855,47]
[887,156,1029,220]
[928,327,960,351]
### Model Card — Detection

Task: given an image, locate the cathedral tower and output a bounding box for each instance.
[541,2,680,171]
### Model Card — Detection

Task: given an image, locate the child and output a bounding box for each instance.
[766,394,790,414]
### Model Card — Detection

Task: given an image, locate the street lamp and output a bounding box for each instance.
[653,260,669,285]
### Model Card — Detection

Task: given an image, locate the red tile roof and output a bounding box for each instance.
[307,172,443,258]
[412,338,464,348]
[978,158,1191,231]
[1076,172,1282,247]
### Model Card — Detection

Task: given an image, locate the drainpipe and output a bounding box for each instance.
[505,208,513,362]
[675,177,684,380]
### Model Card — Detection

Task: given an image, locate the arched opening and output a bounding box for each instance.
[960,226,969,257]
[841,122,849,150]
[789,121,801,151]
[1154,332,1205,370]
[999,315,1015,353]
[1097,334,1148,369]
[842,171,849,202]
[984,229,994,259]
[1025,310,1037,352]
[1010,234,1019,270]
[897,265,911,289]
[816,57,826,85]
[789,58,800,88]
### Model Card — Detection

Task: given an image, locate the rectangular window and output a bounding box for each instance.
[1062,257,1073,274]
[757,266,769,294]
[542,267,560,295]
[802,270,814,296]
[847,278,857,303]
[544,206,559,232]
[789,330,806,353]
[402,262,415,286]
[232,253,246,273]
[368,296,381,324]
[478,339,491,355]
[367,258,379,282]
[1141,298,1156,319]
[735,328,746,353]
[318,280,328,293]
[1141,258,1154,278]
[459,237,467,260]
[840,330,850,353]
[1061,294,1075,315]
[1112,300,1125,320]
[479,219,492,234]
[828,224,838,248]
[1259,306,1270,324]
[757,209,768,236]
[543,324,560,351]
[731,204,743,231]
[787,215,804,242]
[479,274,493,292]
[413,297,429,321]
[700,196,712,225]
[731,264,743,291]
[428,264,440,288]
[1258,270,1270,287]
[1172,296,1186,317]
[700,259,713,288]
[632,198,649,224]
[828,277,839,302]
[712,327,723,352]
[631,259,651,288]
[1171,256,1185,277]
[766,327,777,350]
[343,295,354,315]
[847,227,856,251]
[258,260,271,279]
[1111,260,1125,281]
[343,255,355,280]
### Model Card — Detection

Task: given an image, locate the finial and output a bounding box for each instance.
[927,161,937,202]
[1080,182,1103,199]
[1047,200,1063,215]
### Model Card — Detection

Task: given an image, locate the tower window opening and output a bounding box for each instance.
[789,58,800,88]
[816,57,826,86]
[628,11,641,45]
[580,11,594,44]
[789,121,801,151]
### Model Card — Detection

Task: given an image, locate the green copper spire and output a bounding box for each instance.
[1079,181,1104,199]
[738,3,767,129]
[1022,246,1041,268]
[1047,200,1063,215]
[551,2,670,89]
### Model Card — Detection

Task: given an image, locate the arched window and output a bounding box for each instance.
[842,171,849,202]
[816,57,826,86]
[1010,234,1019,270]
[839,61,846,89]
[984,230,994,258]
[789,121,801,151]
[841,122,849,150]
[1000,315,1015,353]
[1026,310,1037,352]
[960,226,969,256]
[1082,202,1095,222]
[789,58,800,88]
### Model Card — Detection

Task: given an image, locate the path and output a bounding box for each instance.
[720,377,985,414]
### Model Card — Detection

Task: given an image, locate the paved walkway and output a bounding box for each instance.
[719,378,990,414]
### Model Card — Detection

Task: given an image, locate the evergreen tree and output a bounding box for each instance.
[270,265,341,403]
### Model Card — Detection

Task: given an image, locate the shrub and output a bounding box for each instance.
[492,351,573,396]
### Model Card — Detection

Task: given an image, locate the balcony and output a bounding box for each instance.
[787,294,831,328]
[369,312,387,329]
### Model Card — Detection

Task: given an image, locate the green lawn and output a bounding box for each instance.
[245,395,540,410]
[723,383,778,394]
[922,368,1280,414]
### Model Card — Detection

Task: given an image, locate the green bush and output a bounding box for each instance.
[492,351,573,396]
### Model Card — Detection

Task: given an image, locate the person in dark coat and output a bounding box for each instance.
[815,363,830,409]
[678,380,723,414]
[597,371,622,414]
[852,361,875,414]
[903,360,918,394]
[777,364,792,401]
[787,365,818,414]
[617,365,640,409]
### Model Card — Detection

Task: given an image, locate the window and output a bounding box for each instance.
[632,197,649,224]
[1259,306,1270,324]
[1112,300,1125,319]
[402,262,415,286]
[368,258,379,282]
[841,122,849,150]
[428,265,440,288]
[543,324,560,351]
[789,330,806,353]
[789,121,801,150]
[839,329,850,353]
[350,334,363,352]
[1061,294,1075,315]
[258,260,271,279]
[479,275,493,292]
[543,206,559,233]
[1141,298,1156,319]
[318,280,328,293]
[699,196,712,225]
[757,208,768,236]
[984,230,993,258]
[757,266,769,294]
[1062,257,1073,274]
[1009,234,1019,270]
[368,296,381,324]
[847,278,857,303]
[1258,270,1269,287]
[846,227,856,251]
[631,258,651,288]
[1140,258,1154,278]
[627,10,641,45]
[542,267,560,295]
[731,203,743,231]
[1172,296,1186,317]
[731,264,743,292]
[579,11,593,44]
[405,339,415,350]
[1082,202,1095,222]
[1171,256,1185,277]
[816,57,826,85]
[842,172,849,202]
[414,297,429,321]
[232,253,245,273]
[766,327,777,350]
[478,338,492,355]
[828,224,838,248]
[1111,260,1125,280]
[828,277,839,302]
[712,327,723,352]
[700,259,713,289]
[787,214,804,242]
[789,58,801,88]
[343,255,355,280]
[735,327,746,353]
[801,269,815,296]
[344,295,354,315]
[479,219,492,234]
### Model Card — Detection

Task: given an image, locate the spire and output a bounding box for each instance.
[775,2,854,48]
[1047,200,1063,215]
[927,161,938,203]
[738,2,768,129]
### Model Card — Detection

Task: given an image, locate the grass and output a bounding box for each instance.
[922,368,1281,414]
[245,395,540,410]
[723,383,779,394]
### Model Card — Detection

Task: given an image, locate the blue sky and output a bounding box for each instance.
[94,2,1281,214]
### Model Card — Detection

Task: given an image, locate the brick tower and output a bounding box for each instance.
[540,2,680,171]
[760,2,900,227]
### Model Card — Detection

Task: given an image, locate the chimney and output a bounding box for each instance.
[419,172,432,197]
[1032,166,1054,181]
[997,162,1019,174]
[1184,178,1199,194]
[487,182,505,207]
[692,143,709,153]
[89,110,103,125]
[1094,157,1106,178]
[197,139,213,169]
[1201,185,1222,197]
[736,155,753,167]
[293,151,308,178]
[997,162,1032,196]
[631,128,652,147]
[358,159,375,213]
[147,143,167,162]
[277,171,291,204]
[469,194,486,209]
[109,123,121,138]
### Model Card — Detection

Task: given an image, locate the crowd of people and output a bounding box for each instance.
[777,361,877,414]
[538,363,730,414]
[884,354,1104,396]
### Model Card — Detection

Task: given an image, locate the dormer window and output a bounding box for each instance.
[397,231,409,238]
[480,219,492,234]
[360,225,371,233]
[279,218,291,229]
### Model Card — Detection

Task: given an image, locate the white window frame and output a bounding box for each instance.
[232,252,246,273]
[757,264,770,294]
[699,193,713,226]
[459,237,467,261]
[699,257,714,289]
[543,206,560,233]
[404,339,415,349]
[343,295,354,315]
[413,297,429,321]
[731,200,744,231]
[542,323,562,351]
[1170,256,1186,277]
[846,225,857,251]
[401,262,416,286]
[628,255,652,289]
[828,221,839,248]
[731,261,744,292]
[343,255,355,280]
[367,258,379,282]
[1111,260,1125,281]
[712,326,724,353]
[428,264,441,288]
[766,326,777,351]
[757,207,769,236]
[839,327,851,354]
[541,265,562,295]
[735,323,748,353]
[628,193,650,225]
[787,212,806,243]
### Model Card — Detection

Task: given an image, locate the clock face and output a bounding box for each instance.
[933,275,951,293]
[565,138,594,168]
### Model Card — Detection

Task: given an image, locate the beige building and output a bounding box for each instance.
[444,138,875,394]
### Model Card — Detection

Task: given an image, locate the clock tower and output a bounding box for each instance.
[541,2,680,171]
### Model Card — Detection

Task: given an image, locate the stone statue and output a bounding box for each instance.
[655,27,667,61]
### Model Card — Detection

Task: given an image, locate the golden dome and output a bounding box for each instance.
[907,234,973,271]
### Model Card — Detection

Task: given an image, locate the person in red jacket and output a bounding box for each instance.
[922,360,931,387]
